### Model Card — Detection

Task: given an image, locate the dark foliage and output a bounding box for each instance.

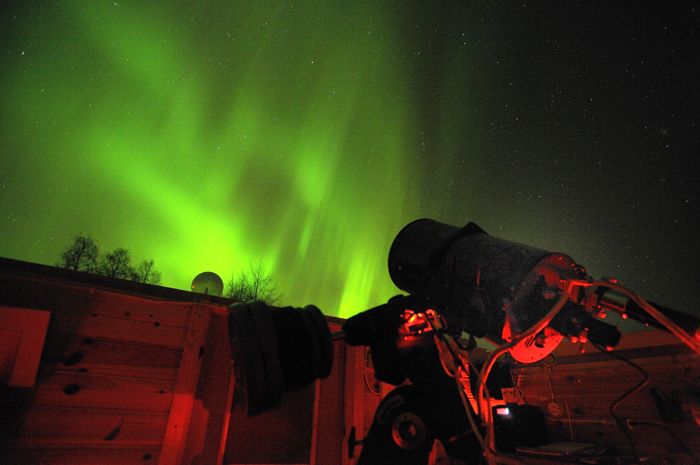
[57,234,161,285]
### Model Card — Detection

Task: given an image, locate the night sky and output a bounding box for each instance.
[1,2,698,321]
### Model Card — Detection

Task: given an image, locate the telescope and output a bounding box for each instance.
[347,219,622,364]
[228,219,700,464]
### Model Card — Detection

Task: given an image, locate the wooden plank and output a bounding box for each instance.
[509,339,700,459]
[0,328,21,384]
[343,345,371,464]
[181,313,235,465]
[40,361,180,382]
[49,312,189,348]
[515,358,699,401]
[75,292,193,328]
[313,336,347,465]
[7,443,162,465]
[514,352,699,376]
[224,384,316,464]
[16,406,168,443]
[1,274,192,328]
[218,370,237,465]
[41,334,183,373]
[1,275,193,347]
[0,306,51,387]
[32,368,176,412]
[15,438,162,446]
[158,305,211,465]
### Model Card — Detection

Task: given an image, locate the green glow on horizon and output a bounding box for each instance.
[5,2,695,317]
[0,0,428,317]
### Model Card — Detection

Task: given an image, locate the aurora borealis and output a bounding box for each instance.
[1,2,698,320]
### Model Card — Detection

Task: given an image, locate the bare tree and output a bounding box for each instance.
[57,234,99,272]
[98,247,133,280]
[224,262,281,306]
[225,271,251,302]
[57,234,163,284]
[134,259,162,285]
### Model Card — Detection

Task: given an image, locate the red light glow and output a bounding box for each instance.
[496,407,510,416]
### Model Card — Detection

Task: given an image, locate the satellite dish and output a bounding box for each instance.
[191,272,224,297]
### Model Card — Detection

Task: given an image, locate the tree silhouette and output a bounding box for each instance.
[57,234,162,285]
[224,262,281,306]
[134,259,162,285]
[57,234,99,272]
[98,247,132,279]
